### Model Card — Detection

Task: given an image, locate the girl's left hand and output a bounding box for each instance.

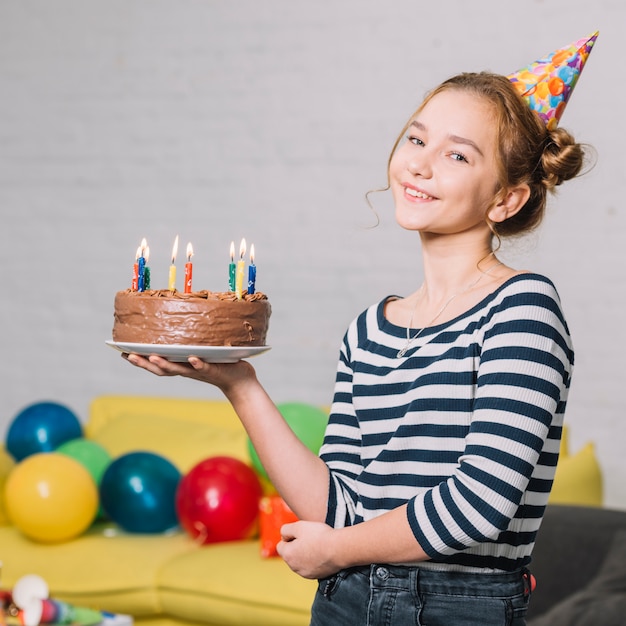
[277,520,341,579]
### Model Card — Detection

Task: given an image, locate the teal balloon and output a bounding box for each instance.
[100,451,181,533]
[6,401,83,461]
[247,402,328,480]
[56,438,112,486]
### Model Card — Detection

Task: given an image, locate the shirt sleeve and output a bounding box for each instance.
[319,322,363,528]
[406,283,574,558]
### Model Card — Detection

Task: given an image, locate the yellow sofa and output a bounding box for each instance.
[0,395,603,625]
[0,395,317,626]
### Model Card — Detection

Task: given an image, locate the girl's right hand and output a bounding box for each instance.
[123,352,257,394]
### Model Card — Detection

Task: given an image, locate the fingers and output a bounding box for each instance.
[280,521,298,542]
[277,523,297,561]
[123,352,227,383]
[275,539,287,559]
[122,351,256,392]
[123,353,194,377]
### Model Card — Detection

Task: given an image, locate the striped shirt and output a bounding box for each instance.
[320,273,574,573]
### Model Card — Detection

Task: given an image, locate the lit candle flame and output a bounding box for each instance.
[186,242,194,262]
[135,246,142,261]
[250,243,255,264]
[171,235,179,264]
[239,238,247,259]
[144,246,150,263]
[140,238,147,257]
[230,241,235,263]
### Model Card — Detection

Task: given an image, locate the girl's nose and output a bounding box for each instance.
[406,152,432,178]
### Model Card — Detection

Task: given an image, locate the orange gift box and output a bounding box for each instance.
[259,495,298,558]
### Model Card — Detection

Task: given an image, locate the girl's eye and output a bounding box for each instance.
[407,135,424,147]
[450,151,468,163]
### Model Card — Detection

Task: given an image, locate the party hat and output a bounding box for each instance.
[508,31,598,129]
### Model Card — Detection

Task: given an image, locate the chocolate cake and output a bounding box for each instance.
[112,289,271,346]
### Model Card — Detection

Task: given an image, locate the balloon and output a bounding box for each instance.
[0,447,15,525]
[56,439,111,486]
[57,438,112,519]
[6,401,82,462]
[100,451,181,533]
[176,456,263,544]
[4,453,98,543]
[248,402,328,480]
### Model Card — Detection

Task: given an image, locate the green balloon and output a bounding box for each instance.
[247,403,329,480]
[56,438,112,486]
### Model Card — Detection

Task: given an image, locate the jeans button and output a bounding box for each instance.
[375,566,389,580]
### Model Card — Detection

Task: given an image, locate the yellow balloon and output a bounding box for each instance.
[0,447,15,525]
[4,452,98,543]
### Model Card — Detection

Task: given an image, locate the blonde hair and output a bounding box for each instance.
[384,72,588,238]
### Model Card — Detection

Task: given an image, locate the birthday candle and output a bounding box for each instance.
[184,242,193,293]
[137,238,147,292]
[132,246,141,291]
[228,241,236,292]
[247,243,256,295]
[168,235,179,291]
[144,246,151,290]
[235,238,246,300]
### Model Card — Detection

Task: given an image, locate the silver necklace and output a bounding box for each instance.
[396,260,503,358]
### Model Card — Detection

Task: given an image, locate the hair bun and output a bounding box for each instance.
[540,127,586,189]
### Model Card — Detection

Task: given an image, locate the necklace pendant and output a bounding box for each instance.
[396,347,408,358]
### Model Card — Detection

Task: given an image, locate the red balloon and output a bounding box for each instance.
[175,456,263,544]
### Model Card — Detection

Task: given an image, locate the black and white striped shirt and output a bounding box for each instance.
[320,274,574,572]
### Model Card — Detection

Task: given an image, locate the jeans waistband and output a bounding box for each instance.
[351,564,528,597]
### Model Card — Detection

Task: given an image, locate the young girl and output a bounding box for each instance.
[125,34,596,626]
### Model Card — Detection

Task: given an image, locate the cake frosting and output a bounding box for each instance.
[113,289,271,346]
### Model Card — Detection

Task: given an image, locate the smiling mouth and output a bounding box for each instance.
[405,187,435,200]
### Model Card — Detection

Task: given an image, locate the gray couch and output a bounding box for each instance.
[527,504,626,624]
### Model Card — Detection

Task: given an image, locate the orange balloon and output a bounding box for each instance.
[548,76,565,96]
[552,50,570,66]
[4,453,98,543]
[535,81,550,99]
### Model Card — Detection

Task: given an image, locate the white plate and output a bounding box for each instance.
[106,340,271,363]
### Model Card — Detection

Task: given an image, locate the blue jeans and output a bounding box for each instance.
[310,564,530,626]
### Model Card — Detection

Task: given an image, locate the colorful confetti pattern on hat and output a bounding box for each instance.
[508,31,598,129]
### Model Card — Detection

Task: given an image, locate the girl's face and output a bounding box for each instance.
[389,89,501,237]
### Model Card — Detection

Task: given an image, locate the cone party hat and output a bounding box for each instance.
[508,31,598,129]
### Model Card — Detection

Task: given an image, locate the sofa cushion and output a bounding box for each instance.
[548,428,602,507]
[0,523,194,617]
[86,397,249,473]
[87,396,246,434]
[158,540,316,626]
[528,529,626,626]
[528,505,626,617]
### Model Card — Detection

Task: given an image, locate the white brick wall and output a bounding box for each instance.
[1,0,624,507]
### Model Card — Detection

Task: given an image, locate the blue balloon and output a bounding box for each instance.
[6,401,83,461]
[100,451,181,533]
